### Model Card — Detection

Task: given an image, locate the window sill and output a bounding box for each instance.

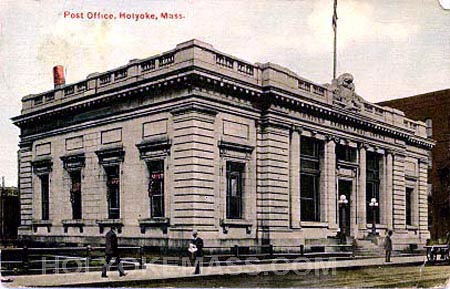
[96,219,123,234]
[405,175,418,181]
[336,160,358,167]
[300,221,328,228]
[32,220,52,233]
[62,219,85,225]
[32,219,52,225]
[138,217,170,234]
[62,219,85,233]
[220,219,253,234]
[406,225,419,231]
[366,224,388,229]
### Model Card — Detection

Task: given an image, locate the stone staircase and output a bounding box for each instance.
[353,238,385,257]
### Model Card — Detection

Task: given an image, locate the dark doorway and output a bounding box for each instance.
[338,180,352,236]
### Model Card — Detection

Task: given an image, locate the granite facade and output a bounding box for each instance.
[12,40,434,250]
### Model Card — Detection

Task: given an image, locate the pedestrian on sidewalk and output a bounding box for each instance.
[384,230,393,262]
[101,226,127,278]
[189,230,204,274]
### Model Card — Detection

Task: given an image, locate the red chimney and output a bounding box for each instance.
[53,65,65,87]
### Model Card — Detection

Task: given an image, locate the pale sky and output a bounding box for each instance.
[0,0,449,186]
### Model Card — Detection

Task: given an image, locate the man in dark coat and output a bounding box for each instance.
[384,230,393,262]
[190,230,204,274]
[101,226,126,278]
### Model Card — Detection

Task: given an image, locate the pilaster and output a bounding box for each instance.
[418,158,430,238]
[357,145,367,231]
[325,137,337,229]
[386,152,393,229]
[289,127,301,229]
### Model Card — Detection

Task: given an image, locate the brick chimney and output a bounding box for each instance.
[53,65,65,88]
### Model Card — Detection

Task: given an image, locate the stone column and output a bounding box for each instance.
[290,128,301,229]
[358,145,367,231]
[325,138,337,229]
[386,152,393,230]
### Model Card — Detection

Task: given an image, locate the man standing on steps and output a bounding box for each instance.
[384,230,393,262]
[101,226,127,278]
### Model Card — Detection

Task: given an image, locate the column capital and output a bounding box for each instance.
[358,142,369,150]
[292,125,303,134]
[325,134,340,144]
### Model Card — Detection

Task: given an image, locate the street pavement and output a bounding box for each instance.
[2,255,427,287]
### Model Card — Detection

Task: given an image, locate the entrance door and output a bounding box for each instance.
[338,180,352,236]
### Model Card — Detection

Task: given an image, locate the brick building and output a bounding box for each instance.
[12,40,433,250]
[0,186,20,240]
[379,89,450,240]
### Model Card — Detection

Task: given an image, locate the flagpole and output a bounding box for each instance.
[333,0,338,80]
[333,23,337,80]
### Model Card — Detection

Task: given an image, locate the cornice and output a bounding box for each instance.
[13,67,434,150]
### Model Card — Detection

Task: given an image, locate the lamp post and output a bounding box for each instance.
[369,197,379,237]
[338,194,349,244]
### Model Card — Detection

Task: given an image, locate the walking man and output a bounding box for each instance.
[190,230,204,274]
[384,230,393,262]
[101,226,127,278]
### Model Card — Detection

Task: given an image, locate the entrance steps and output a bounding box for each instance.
[353,238,386,257]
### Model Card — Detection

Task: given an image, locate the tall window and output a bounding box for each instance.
[366,152,380,223]
[226,162,245,219]
[148,160,165,218]
[425,118,432,138]
[70,171,82,220]
[41,174,50,220]
[106,166,120,219]
[406,187,413,226]
[300,137,321,222]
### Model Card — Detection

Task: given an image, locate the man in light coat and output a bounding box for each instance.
[190,230,204,274]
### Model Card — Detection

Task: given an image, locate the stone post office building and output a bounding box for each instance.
[12,40,433,249]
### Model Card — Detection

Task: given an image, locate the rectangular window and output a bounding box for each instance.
[406,187,413,226]
[300,137,321,222]
[70,171,82,220]
[366,152,380,223]
[106,166,120,219]
[148,160,164,218]
[226,162,245,219]
[336,144,357,163]
[41,174,50,220]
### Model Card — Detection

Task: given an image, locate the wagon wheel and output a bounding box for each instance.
[426,248,431,261]
[427,248,436,263]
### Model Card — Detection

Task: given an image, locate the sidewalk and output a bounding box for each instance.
[2,255,427,288]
